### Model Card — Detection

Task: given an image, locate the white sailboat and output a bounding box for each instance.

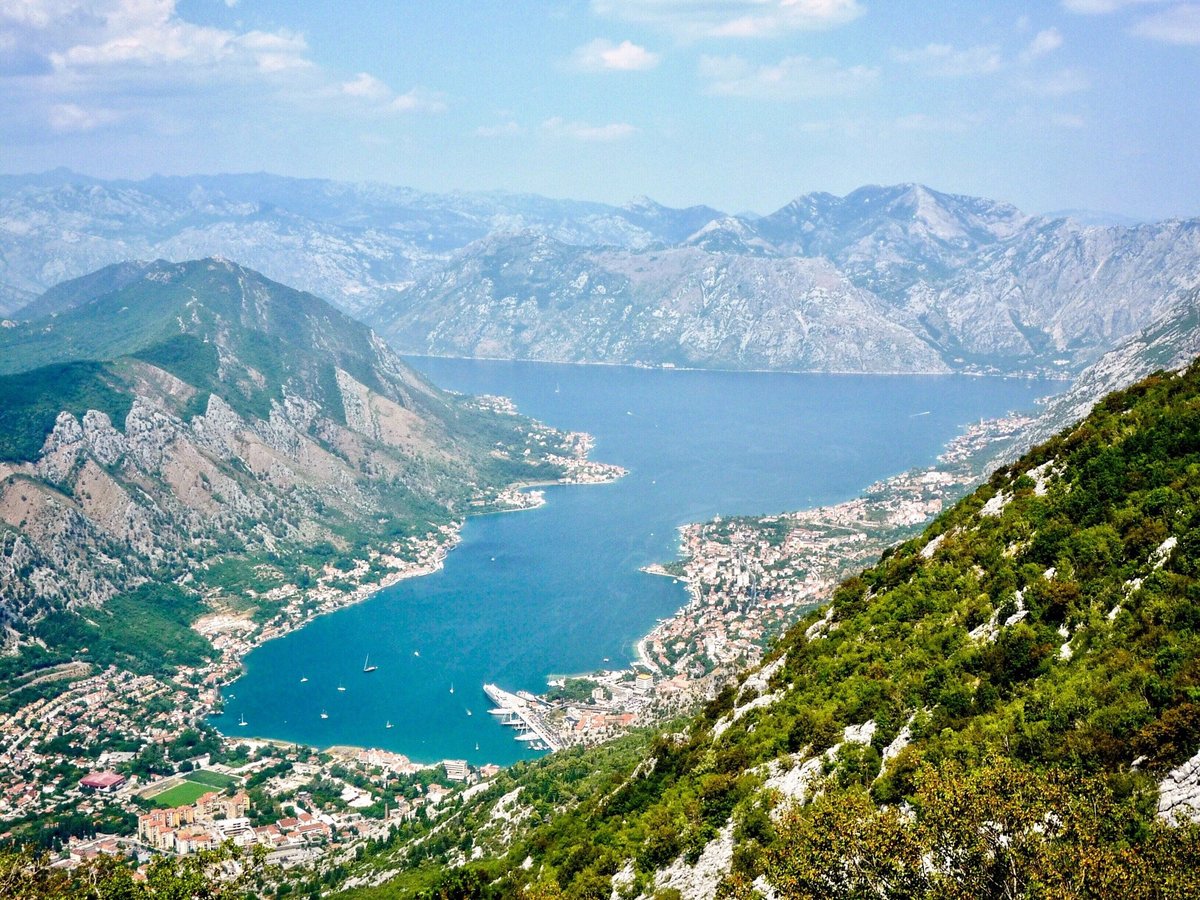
[449,682,455,695]
[337,682,346,692]
[320,709,329,719]
[238,713,247,727]
[385,720,393,729]
[363,654,378,673]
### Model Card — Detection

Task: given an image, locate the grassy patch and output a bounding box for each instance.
[184,770,239,789]
[148,781,213,809]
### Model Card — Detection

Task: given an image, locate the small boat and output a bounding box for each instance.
[466,708,472,716]
[337,683,346,692]
[300,676,308,683]
[475,742,480,751]
[238,713,247,727]
[413,650,420,658]
[385,720,393,729]
[449,683,455,695]
[320,709,329,719]
[363,654,378,673]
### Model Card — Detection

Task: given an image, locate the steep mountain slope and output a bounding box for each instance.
[0,171,723,316]
[344,362,1200,899]
[0,259,593,654]
[369,186,1200,376]
[914,217,1200,368]
[372,233,948,373]
[753,183,1031,298]
[1010,285,1200,453]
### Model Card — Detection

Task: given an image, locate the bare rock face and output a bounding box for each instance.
[1159,747,1200,823]
[996,287,1200,463]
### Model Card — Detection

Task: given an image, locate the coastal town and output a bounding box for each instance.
[499,407,1043,741]
[0,419,625,878]
[0,402,1038,880]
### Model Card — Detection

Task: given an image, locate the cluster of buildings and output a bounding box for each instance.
[0,666,202,823]
[137,790,252,854]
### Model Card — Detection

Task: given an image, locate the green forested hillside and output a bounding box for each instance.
[347,362,1200,899]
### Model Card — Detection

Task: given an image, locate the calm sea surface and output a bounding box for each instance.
[213,361,1058,764]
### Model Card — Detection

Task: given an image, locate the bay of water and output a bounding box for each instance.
[214,362,1057,765]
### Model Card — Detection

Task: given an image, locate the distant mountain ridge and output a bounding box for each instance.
[373,184,1200,375]
[4,171,1199,377]
[0,170,722,317]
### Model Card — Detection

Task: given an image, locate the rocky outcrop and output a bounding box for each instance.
[1159,747,1200,823]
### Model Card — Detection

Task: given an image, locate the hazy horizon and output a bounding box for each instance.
[2,2,1198,220]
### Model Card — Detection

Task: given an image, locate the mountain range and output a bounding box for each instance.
[5,173,1199,377]
[372,185,1200,376]
[0,170,718,319]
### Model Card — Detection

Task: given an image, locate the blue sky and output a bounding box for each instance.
[1,1,1197,218]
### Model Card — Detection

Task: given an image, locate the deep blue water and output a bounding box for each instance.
[214,362,1057,765]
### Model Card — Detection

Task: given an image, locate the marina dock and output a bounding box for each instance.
[482,683,563,752]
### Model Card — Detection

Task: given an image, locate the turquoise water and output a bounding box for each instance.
[214,362,1058,765]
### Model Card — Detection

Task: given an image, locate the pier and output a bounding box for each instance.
[482,683,563,752]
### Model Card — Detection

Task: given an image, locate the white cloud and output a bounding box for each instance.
[1131,3,1200,43]
[1018,67,1091,95]
[338,74,445,114]
[541,116,636,141]
[893,42,1004,77]
[0,1,446,140]
[1025,27,1064,58]
[341,72,392,101]
[47,101,122,131]
[475,121,524,138]
[1062,0,1168,13]
[699,54,878,99]
[571,38,660,71]
[390,88,446,114]
[591,0,864,39]
[20,1,312,74]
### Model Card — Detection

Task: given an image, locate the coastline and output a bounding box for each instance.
[404,352,1073,382]
[198,449,628,746]
[497,402,1054,749]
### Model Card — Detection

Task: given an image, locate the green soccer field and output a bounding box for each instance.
[149,781,212,809]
